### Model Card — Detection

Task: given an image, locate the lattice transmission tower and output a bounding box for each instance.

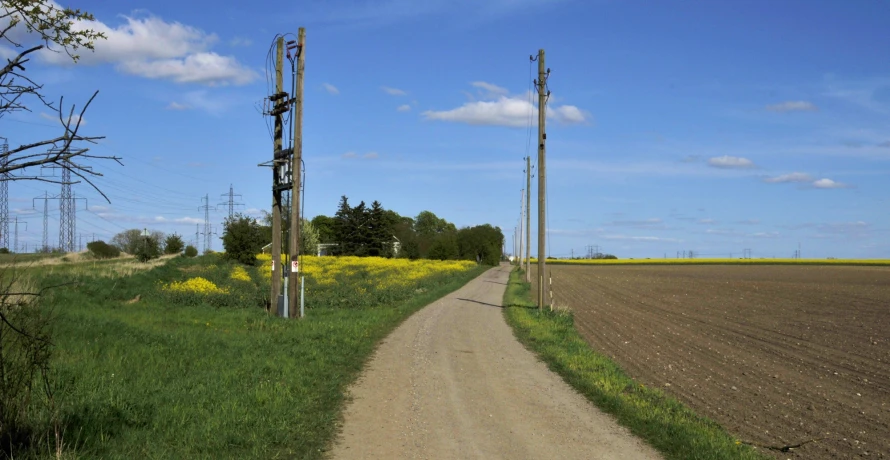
[0,137,9,250]
[219,184,244,220]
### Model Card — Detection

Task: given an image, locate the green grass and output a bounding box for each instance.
[502,267,769,460]
[0,252,60,264]
[13,255,487,459]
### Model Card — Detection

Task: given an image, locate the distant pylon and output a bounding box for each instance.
[199,194,215,253]
[0,137,9,250]
[219,184,244,220]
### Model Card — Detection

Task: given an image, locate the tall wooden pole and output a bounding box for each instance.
[289,28,305,319]
[525,155,531,282]
[518,188,523,268]
[270,37,284,316]
[536,48,547,310]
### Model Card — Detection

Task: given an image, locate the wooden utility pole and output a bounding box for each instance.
[288,27,305,319]
[270,36,284,315]
[525,155,531,282]
[534,48,549,310]
[518,188,523,267]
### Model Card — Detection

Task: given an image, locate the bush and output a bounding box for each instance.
[0,248,9,254]
[86,240,121,259]
[184,245,198,258]
[135,236,161,262]
[221,214,264,266]
[164,234,185,255]
[0,276,54,454]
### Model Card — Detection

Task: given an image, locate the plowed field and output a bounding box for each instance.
[530,264,890,459]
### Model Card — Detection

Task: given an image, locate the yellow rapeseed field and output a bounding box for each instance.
[257,254,478,308]
[257,254,474,285]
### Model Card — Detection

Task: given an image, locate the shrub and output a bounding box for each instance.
[184,245,198,258]
[86,240,121,259]
[135,236,161,262]
[221,213,263,266]
[164,234,185,255]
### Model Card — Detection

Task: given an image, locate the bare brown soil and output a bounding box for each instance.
[531,264,890,459]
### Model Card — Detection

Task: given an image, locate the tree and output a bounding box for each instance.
[1,1,121,200]
[299,218,319,256]
[111,229,164,255]
[367,200,392,257]
[221,213,264,265]
[184,245,198,258]
[350,201,369,256]
[311,215,336,244]
[111,229,142,254]
[164,234,184,255]
[333,196,352,255]
[428,232,459,260]
[86,240,119,259]
[135,232,161,262]
[414,211,456,258]
[1,4,115,450]
[457,224,504,266]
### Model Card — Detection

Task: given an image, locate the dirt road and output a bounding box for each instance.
[330,264,660,460]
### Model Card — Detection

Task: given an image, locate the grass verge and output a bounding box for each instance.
[15,256,487,459]
[502,266,769,460]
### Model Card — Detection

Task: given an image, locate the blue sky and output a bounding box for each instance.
[2,0,888,258]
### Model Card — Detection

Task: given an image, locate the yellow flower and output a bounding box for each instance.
[230,265,251,282]
[163,277,229,295]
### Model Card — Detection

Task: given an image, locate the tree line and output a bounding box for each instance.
[305,196,505,265]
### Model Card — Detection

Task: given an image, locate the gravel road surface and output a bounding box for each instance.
[330,264,660,459]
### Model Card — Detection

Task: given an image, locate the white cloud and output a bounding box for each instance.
[229,37,253,47]
[602,235,680,243]
[750,231,780,238]
[471,81,509,97]
[550,105,588,124]
[812,178,848,189]
[323,83,340,95]
[39,112,86,126]
[763,172,814,183]
[697,218,717,224]
[707,155,756,169]
[605,218,663,228]
[166,101,191,110]
[36,12,257,86]
[342,151,358,159]
[174,217,204,225]
[177,90,228,115]
[396,104,411,112]
[381,86,407,96]
[423,97,533,127]
[765,101,818,112]
[117,53,256,85]
[363,152,379,159]
[423,82,589,127]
